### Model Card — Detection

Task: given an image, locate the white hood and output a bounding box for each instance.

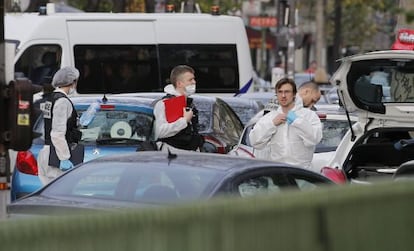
[163,84,183,96]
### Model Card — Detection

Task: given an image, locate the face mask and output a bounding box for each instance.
[68,86,76,95]
[185,84,196,96]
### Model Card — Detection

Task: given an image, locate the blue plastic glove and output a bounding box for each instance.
[286,111,297,125]
[60,160,73,170]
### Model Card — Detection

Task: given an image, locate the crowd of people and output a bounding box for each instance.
[38,62,324,182]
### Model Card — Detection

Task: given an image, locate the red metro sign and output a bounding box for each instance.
[249,16,277,28]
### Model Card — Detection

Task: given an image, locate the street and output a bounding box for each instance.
[0,190,10,219]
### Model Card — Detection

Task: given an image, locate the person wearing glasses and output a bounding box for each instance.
[249,78,322,169]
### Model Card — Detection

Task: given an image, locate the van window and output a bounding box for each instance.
[74,44,239,94]
[158,44,239,93]
[14,44,61,86]
[74,45,159,93]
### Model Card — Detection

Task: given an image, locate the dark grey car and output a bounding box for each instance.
[8,151,334,217]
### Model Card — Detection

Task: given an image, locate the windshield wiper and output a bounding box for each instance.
[95,138,144,145]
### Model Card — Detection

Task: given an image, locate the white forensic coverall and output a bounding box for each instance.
[249,95,322,168]
[153,84,193,153]
[38,89,74,185]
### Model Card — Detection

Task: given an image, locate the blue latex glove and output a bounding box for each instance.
[286,111,297,125]
[60,160,73,170]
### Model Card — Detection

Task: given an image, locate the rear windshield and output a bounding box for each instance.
[347,58,414,104]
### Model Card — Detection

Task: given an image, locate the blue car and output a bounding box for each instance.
[11,95,156,201]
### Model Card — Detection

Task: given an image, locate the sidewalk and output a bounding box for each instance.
[0,190,10,219]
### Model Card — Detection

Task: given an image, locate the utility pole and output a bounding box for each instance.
[315,0,326,69]
[284,0,296,78]
[332,0,342,73]
[0,0,10,219]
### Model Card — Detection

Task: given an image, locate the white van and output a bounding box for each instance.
[6,12,254,95]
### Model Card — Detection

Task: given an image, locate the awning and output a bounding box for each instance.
[245,27,276,49]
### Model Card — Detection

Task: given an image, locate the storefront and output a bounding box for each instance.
[391,29,414,50]
[245,26,277,79]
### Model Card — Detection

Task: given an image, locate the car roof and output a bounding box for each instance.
[72,95,156,107]
[85,151,306,173]
[110,92,220,102]
[246,107,356,126]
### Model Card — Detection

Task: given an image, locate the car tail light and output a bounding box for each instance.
[317,112,327,119]
[238,146,255,158]
[321,166,347,184]
[16,151,38,176]
[203,135,226,154]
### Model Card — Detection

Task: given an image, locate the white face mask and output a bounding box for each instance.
[185,84,196,96]
[68,86,76,95]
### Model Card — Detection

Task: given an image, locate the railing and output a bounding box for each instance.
[1,180,414,251]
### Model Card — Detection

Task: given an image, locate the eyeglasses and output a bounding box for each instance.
[277,90,293,95]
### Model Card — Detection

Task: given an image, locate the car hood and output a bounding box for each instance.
[83,145,138,162]
[29,144,139,162]
[331,50,414,125]
[7,195,152,217]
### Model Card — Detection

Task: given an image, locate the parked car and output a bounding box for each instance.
[219,96,264,126]
[294,72,315,87]
[320,50,414,184]
[11,95,157,201]
[235,92,276,108]
[7,151,334,217]
[113,93,245,154]
[228,107,357,173]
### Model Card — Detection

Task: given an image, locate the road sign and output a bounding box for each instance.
[249,16,277,27]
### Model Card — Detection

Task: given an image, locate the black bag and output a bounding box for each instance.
[49,143,85,168]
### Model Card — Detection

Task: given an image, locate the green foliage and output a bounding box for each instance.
[407,10,414,24]
[323,0,400,52]
[68,0,114,12]
[166,0,239,14]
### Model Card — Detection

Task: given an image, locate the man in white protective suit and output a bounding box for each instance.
[249,78,322,169]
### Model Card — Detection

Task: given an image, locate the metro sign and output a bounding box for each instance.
[249,16,277,27]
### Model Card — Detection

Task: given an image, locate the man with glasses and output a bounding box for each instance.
[249,78,322,169]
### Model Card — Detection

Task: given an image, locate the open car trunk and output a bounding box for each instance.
[343,128,414,182]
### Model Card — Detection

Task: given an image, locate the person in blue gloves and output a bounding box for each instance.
[249,78,322,169]
[38,66,83,185]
